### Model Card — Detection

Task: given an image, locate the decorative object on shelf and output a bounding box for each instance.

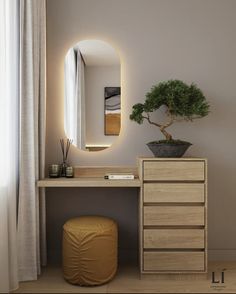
[147,141,191,158]
[60,138,73,176]
[66,166,74,178]
[130,80,210,157]
[49,164,61,178]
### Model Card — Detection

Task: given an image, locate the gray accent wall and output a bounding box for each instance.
[46,0,236,263]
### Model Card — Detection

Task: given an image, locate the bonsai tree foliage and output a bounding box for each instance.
[130,80,210,143]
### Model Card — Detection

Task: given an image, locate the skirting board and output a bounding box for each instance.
[209,250,236,261]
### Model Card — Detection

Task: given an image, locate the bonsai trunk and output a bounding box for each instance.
[142,114,174,141]
[160,127,172,141]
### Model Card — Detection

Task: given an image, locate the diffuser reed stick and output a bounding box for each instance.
[60,138,73,176]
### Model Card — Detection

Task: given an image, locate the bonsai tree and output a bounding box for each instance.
[130,80,210,144]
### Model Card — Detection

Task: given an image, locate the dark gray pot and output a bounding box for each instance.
[147,142,192,158]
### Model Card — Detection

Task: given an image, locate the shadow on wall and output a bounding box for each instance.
[46,187,139,265]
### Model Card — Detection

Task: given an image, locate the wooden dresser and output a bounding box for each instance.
[138,158,207,274]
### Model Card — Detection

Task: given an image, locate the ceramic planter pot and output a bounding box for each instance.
[147,142,192,158]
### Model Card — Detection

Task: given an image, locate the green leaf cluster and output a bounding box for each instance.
[130,80,210,124]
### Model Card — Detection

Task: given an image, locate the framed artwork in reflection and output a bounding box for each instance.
[104,87,121,135]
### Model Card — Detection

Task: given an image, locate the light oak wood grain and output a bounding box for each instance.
[144,251,205,271]
[85,146,108,151]
[144,206,205,226]
[37,178,141,187]
[137,158,144,275]
[39,166,139,187]
[13,262,236,293]
[74,166,138,178]
[144,229,205,249]
[144,183,205,203]
[138,158,207,275]
[140,271,208,279]
[143,161,205,181]
[38,158,208,276]
[204,159,208,272]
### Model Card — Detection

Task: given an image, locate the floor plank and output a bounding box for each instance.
[13,262,236,293]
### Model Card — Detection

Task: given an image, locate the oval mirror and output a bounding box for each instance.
[64,40,121,152]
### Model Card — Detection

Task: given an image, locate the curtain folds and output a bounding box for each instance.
[17,0,47,281]
[0,0,19,292]
[64,48,86,149]
[0,0,47,289]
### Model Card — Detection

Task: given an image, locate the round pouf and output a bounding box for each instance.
[62,216,118,286]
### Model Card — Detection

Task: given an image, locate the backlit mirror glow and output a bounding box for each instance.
[64,40,121,152]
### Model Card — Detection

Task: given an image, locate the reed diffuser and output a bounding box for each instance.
[60,138,73,177]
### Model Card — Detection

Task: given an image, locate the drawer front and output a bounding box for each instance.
[144,229,205,249]
[144,251,205,271]
[144,206,205,226]
[144,183,205,203]
[143,161,205,181]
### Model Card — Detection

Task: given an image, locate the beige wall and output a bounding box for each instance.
[46,0,236,262]
[85,65,120,146]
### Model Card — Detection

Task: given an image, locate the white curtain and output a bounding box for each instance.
[17,0,47,281]
[0,0,19,292]
[64,48,86,149]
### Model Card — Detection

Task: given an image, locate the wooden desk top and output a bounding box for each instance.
[37,160,205,188]
[37,177,141,188]
[37,166,140,187]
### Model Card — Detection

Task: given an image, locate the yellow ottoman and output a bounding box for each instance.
[62,216,118,286]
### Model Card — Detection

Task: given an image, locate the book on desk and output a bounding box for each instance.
[104,173,135,180]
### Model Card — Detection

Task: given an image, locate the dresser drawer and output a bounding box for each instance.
[144,229,205,249]
[144,183,205,203]
[143,161,205,181]
[144,251,205,271]
[144,206,205,226]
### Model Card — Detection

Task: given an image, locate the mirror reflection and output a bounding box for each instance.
[64,40,121,152]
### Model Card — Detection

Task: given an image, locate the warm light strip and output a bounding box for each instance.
[86,144,111,148]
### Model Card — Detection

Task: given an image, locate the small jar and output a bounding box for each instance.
[66,166,74,178]
[49,164,60,178]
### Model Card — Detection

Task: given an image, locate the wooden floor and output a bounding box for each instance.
[13,262,236,293]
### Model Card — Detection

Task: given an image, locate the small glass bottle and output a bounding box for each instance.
[60,161,68,177]
[66,166,74,178]
[49,164,60,178]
